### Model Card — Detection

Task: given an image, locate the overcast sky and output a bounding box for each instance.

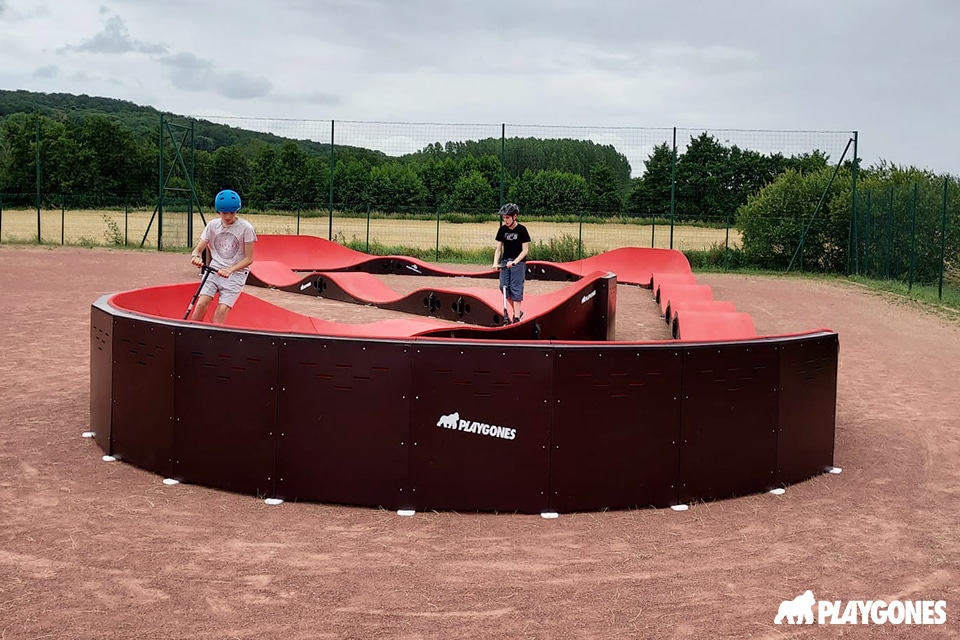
[1,0,958,175]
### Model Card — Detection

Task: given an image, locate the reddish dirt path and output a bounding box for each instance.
[0,245,958,639]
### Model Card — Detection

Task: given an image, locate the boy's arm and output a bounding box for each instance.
[227,241,255,274]
[190,239,209,266]
[493,241,503,269]
[508,241,530,267]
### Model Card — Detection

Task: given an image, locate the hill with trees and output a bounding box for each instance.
[0,89,835,225]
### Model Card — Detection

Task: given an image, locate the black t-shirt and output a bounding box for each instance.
[495,223,531,261]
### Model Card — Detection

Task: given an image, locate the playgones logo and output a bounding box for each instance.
[774,591,947,625]
[436,412,516,440]
[775,591,816,624]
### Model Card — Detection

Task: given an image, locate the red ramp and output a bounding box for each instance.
[658,283,714,317]
[109,270,617,341]
[665,299,737,326]
[530,247,692,287]
[672,311,757,341]
[252,234,691,287]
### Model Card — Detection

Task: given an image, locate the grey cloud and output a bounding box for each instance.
[33,64,58,78]
[62,15,167,55]
[159,52,272,99]
[293,91,341,106]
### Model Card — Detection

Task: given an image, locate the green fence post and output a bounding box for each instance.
[908,182,918,292]
[435,206,441,262]
[60,195,64,245]
[328,120,335,241]
[851,131,859,275]
[157,113,164,251]
[499,124,506,207]
[296,204,301,235]
[864,190,872,275]
[36,114,42,244]
[125,198,129,246]
[884,186,894,279]
[365,203,371,253]
[578,210,583,260]
[669,127,677,250]
[939,176,948,300]
[724,212,731,271]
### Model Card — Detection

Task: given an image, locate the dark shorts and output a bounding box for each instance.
[498,262,526,301]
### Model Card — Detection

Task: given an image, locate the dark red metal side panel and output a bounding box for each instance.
[408,343,553,513]
[679,342,780,503]
[275,337,412,509]
[173,327,279,497]
[549,344,682,511]
[89,304,114,454]
[110,317,176,478]
[776,334,839,485]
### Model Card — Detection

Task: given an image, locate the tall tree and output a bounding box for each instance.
[587,162,624,216]
[626,142,674,219]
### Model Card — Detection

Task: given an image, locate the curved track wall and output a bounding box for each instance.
[91,300,838,513]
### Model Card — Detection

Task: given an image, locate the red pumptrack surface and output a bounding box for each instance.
[252,234,692,286]
[188,235,765,342]
[109,270,616,339]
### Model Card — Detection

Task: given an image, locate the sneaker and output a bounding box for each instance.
[515,311,525,323]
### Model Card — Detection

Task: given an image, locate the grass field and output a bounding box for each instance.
[0,208,741,253]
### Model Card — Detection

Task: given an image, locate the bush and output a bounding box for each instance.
[527,233,589,263]
[737,167,850,272]
[684,243,745,270]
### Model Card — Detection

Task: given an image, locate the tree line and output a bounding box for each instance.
[0,93,833,223]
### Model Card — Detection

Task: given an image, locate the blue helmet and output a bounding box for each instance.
[215,189,241,213]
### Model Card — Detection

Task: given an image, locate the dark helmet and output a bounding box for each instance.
[498,203,519,218]
[215,189,242,213]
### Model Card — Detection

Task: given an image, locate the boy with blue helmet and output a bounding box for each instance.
[188,189,257,323]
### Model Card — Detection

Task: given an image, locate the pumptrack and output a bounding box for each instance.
[90,235,839,513]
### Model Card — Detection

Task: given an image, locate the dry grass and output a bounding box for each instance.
[946,258,960,287]
[0,208,741,252]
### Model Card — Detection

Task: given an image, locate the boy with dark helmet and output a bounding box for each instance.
[492,203,531,324]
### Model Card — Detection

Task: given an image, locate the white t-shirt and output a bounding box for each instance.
[201,217,257,271]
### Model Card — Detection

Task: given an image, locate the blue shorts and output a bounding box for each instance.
[498,262,526,301]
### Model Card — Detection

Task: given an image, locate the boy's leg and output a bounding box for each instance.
[190,295,213,321]
[509,264,526,318]
[211,271,248,324]
[212,303,232,324]
[499,268,513,321]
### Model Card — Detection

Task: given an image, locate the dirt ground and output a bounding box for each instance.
[0,244,958,639]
